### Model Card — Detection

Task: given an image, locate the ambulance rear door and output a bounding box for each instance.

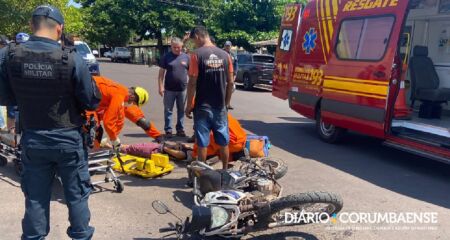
[320,0,410,138]
[273,3,303,100]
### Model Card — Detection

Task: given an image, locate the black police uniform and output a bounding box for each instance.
[0,5,100,240]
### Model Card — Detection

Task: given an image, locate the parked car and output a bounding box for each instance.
[74,41,100,75]
[104,50,112,58]
[92,50,99,57]
[112,47,132,63]
[236,53,275,90]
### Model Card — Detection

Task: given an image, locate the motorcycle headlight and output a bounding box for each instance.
[210,206,229,229]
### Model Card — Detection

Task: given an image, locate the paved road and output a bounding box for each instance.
[0,61,449,240]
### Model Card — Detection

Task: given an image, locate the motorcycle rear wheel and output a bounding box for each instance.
[262,191,343,227]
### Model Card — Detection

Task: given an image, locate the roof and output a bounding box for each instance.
[252,39,278,46]
[237,53,274,57]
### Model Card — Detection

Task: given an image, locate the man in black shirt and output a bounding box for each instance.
[158,37,190,137]
[186,26,234,169]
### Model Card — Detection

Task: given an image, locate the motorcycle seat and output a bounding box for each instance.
[197,169,237,195]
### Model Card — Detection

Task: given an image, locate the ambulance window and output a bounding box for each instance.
[336,16,395,61]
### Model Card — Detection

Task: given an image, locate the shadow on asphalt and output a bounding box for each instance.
[172,190,194,208]
[235,84,272,93]
[0,162,20,188]
[240,118,450,209]
[247,231,319,240]
[0,162,68,204]
[120,174,190,190]
[133,231,318,240]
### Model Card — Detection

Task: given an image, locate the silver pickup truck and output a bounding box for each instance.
[112,47,132,63]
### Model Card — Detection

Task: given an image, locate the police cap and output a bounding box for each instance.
[32,5,64,25]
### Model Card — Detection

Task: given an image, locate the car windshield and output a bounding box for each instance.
[116,47,128,52]
[75,43,91,55]
[253,56,274,63]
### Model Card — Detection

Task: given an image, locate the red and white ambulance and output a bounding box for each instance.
[273,0,450,163]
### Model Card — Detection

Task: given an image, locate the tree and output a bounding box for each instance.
[205,0,305,51]
[78,0,213,55]
[0,0,85,38]
[80,0,136,48]
[76,0,305,52]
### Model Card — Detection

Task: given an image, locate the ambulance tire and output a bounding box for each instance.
[316,110,346,144]
[243,74,254,90]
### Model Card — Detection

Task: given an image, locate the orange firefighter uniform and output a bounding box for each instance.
[193,113,246,161]
[92,76,161,141]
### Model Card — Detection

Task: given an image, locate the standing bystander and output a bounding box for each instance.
[185,26,234,169]
[158,37,190,138]
[0,35,8,130]
[224,40,238,80]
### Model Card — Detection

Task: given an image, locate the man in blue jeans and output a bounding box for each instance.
[0,5,100,239]
[158,37,190,138]
[186,26,234,169]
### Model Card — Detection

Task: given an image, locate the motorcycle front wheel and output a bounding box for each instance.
[261,157,288,180]
[261,191,343,228]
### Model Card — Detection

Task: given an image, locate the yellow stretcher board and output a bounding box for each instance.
[112,153,174,178]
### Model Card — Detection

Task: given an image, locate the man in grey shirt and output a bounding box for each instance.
[158,37,190,137]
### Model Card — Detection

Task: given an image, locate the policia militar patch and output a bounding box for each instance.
[22,62,56,79]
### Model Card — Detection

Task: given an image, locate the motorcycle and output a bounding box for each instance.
[156,157,342,239]
[153,188,343,239]
[188,156,287,206]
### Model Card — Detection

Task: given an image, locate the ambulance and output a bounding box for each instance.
[273,0,450,163]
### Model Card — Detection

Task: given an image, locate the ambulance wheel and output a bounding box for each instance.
[0,155,7,167]
[114,179,124,193]
[243,74,254,90]
[316,110,346,144]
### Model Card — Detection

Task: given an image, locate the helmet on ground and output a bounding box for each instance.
[16,33,30,44]
[133,87,149,107]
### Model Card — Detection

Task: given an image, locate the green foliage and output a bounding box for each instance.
[80,0,137,47]
[206,0,305,51]
[76,0,307,51]
[0,0,85,38]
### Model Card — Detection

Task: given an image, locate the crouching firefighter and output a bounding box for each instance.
[0,5,101,240]
[91,75,162,150]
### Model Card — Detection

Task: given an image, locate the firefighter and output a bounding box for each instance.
[92,75,162,148]
[192,113,247,161]
[0,5,100,239]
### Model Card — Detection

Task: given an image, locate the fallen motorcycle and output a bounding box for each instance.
[153,189,343,239]
[188,157,287,206]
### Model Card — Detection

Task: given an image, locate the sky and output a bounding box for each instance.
[68,0,82,8]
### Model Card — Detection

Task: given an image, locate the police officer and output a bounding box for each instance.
[0,5,100,240]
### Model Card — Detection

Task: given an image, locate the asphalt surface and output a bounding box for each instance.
[0,60,449,240]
